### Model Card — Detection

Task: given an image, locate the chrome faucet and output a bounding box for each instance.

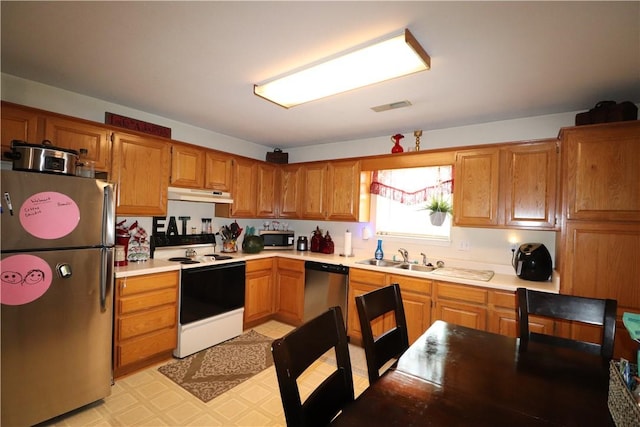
[420,253,428,266]
[398,248,409,263]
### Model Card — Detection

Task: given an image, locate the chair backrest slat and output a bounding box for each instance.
[356,283,410,385]
[271,306,354,427]
[516,287,617,360]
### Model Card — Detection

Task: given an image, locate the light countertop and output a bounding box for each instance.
[115,249,559,293]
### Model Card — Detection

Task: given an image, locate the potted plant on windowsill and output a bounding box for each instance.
[424,196,453,226]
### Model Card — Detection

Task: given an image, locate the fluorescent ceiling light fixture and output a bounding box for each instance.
[254,29,430,108]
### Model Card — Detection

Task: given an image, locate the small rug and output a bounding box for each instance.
[158,330,273,403]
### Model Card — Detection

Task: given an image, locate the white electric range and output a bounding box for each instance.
[151,234,246,358]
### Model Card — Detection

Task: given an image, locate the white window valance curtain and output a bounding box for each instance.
[370,167,453,205]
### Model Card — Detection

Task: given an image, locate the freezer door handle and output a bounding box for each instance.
[100,248,114,312]
[102,184,115,246]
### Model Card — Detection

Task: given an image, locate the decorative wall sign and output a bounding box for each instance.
[19,192,80,239]
[105,112,172,138]
[1,254,52,305]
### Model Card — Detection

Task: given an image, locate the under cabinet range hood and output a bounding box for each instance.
[167,186,234,204]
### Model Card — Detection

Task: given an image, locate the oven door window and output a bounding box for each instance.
[180,262,246,325]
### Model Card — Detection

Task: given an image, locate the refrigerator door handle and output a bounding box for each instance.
[100,248,113,312]
[102,184,115,246]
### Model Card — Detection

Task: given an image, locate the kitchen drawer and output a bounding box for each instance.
[277,257,304,272]
[350,268,386,286]
[436,282,488,304]
[246,258,275,273]
[117,306,176,340]
[387,273,432,295]
[118,271,179,296]
[118,288,177,314]
[116,328,177,367]
[489,289,516,308]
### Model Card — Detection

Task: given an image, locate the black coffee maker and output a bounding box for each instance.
[512,243,552,281]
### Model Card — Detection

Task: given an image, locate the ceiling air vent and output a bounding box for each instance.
[371,100,412,112]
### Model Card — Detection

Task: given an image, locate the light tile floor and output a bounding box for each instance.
[40,321,370,427]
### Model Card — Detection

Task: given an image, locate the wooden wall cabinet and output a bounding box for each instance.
[43,116,112,175]
[558,220,640,360]
[274,258,305,325]
[501,141,558,229]
[205,150,233,191]
[300,159,362,221]
[561,122,640,222]
[111,132,171,216]
[256,162,277,218]
[170,143,205,188]
[454,140,558,230]
[1,102,41,161]
[216,157,277,218]
[216,156,258,217]
[244,258,275,328]
[113,271,179,378]
[301,162,328,220]
[556,121,640,361]
[454,148,500,226]
[278,164,302,218]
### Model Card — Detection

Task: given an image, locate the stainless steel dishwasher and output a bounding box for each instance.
[304,261,349,325]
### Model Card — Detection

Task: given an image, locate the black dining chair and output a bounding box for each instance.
[355,283,410,385]
[271,306,354,427]
[516,287,617,360]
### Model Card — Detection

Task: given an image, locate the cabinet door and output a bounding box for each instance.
[44,116,111,174]
[111,132,170,216]
[387,274,432,344]
[562,121,640,221]
[170,143,204,187]
[256,162,277,218]
[230,157,257,217]
[301,162,327,220]
[278,164,301,218]
[502,140,557,229]
[204,150,232,191]
[347,268,387,343]
[561,221,640,301]
[326,160,360,221]
[453,148,500,226]
[434,300,487,330]
[1,103,40,161]
[275,259,305,325]
[244,259,274,325]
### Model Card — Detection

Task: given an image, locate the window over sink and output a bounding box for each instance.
[371,166,453,240]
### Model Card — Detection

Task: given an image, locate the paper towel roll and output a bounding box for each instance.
[344,230,352,256]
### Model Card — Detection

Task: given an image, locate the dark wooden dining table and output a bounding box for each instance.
[332,320,614,426]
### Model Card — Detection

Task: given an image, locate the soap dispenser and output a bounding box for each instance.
[375,239,384,260]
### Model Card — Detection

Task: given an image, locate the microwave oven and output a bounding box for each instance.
[259,230,295,250]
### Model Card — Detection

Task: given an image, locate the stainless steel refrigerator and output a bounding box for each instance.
[1,170,115,426]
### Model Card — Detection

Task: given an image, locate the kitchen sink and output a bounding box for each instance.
[355,258,403,267]
[394,263,437,272]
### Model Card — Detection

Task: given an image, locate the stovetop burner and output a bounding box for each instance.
[168,257,201,264]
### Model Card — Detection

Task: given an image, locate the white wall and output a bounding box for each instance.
[3,74,566,271]
[1,74,268,160]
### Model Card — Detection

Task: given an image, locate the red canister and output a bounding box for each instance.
[115,231,130,266]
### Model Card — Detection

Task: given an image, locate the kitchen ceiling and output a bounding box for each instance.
[1,1,638,149]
